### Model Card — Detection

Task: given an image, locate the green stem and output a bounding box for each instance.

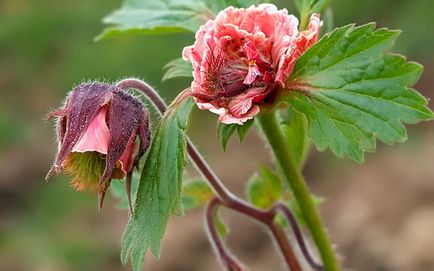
[257,112,340,271]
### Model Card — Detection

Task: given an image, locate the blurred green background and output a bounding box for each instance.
[0,0,433,270]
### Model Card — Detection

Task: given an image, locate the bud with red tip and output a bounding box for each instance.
[46,82,150,208]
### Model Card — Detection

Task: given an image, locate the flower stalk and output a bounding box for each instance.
[257,112,340,271]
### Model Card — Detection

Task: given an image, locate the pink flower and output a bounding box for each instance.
[182,4,321,124]
[46,83,150,208]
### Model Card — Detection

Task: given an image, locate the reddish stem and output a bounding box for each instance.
[206,198,245,271]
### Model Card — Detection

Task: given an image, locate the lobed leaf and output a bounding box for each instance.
[120,98,194,271]
[284,23,434,162]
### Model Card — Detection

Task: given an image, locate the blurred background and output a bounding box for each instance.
[0,0,433,270]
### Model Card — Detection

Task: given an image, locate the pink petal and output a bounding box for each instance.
[219,106,260,125]
[72,106,110,154]
[118,134,137,174]
[244,63,261,84]
[227,87,266,117]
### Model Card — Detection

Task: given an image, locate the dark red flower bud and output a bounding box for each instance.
[46,82,150,208]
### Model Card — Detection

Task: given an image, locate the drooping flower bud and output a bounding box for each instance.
[46,82,150,208]
[183,4,321,124]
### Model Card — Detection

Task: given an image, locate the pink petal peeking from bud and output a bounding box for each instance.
[46,82,151,209]
[118,133,137,174]
[72,106,110,154]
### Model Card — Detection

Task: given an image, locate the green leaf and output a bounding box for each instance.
[247,165,283,209]
[121,98,194,271]
[236,119,254,143]
[181,180,214,210]
[284,23,434,162]
[97,0,213,40]
[206,0,262,11]
[217,119,254,151]
[97,0,265,40]
[112,177,213,211]
[277,109,309,168]
[214,213,229,239]
[295,0,328,15]
[217,122,237,151]
[295,0,328,30]
[162,58,193,81]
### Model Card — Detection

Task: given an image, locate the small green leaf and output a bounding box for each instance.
[162,58,193,81]
[98,0,214,40]
[236,119,254,143]
[217,122,237,151]
[121,98,194,271]
[284,23,434,162]
[181,180,214,210]
[214,213,229,239]
[217,120,254,151]
[247,165,283,209]
[277,109,309,169]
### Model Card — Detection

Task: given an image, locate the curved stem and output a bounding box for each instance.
[115,78,316,271]
[273,203,323,271]
[257,112,340,271]
[206,198,245,271]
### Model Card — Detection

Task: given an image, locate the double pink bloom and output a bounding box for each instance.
[183,4,321,124]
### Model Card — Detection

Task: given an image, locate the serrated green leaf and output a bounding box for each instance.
[217,122,237,151]
[236,119,254,143]
[247,165,283,209]
[181,180,214,210]
[97,0,213,40]
[284,23,434,162]
[120,98,194,271]
[277,109,309,169]
[162,58,193,81]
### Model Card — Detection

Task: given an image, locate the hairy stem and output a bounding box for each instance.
[206,198,245,271]
[257,112,340,271]
[116,78,319,271]
[273,203,323,271]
